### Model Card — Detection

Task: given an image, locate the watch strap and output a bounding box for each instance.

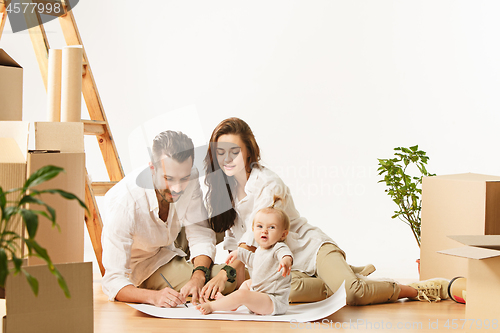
[221,265,236,283]
[193,266,211,283]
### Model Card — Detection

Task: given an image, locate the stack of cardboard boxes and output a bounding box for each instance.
[0,49,93,333]
[421,174,500,331]
[0,49,23,121]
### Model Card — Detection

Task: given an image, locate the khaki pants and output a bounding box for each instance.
[290,243,400,305]
[140,228,236,294]
[290,271,334,303]
[139,256,236,295]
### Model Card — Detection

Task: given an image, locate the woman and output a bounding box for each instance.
[200,117,448,305]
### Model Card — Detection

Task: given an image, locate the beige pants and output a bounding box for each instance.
[290,271,334,303]
[290,243,400,306]
[140,229,236,294]
[139,256,236,295]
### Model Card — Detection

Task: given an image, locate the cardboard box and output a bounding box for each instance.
[420,173,500,280]
[0,121,30,258]
[34,122,84,153]
[4,262,93,333]
[439,235,500,331]
[27,151,85,266]
[0,49,23,121]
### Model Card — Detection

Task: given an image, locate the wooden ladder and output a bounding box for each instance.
[0,0,123,276]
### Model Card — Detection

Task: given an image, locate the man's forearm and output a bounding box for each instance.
[117,282,187,307]
[191,255,212,280]
[115,285,156,304]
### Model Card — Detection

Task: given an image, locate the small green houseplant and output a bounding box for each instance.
[0,165,87,297]
[377,145,435,247]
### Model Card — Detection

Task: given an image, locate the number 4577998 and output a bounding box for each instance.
[6,2,62,15]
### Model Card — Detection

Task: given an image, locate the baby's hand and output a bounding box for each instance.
[278,255,293,277]
[225,250,238,264]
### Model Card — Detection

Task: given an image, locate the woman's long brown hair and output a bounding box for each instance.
[204,117,261,233]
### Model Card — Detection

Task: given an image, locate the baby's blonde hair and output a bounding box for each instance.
[253,195,290,231]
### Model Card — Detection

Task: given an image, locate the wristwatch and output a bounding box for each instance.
[221,265,237,283]
[193,266,211,283]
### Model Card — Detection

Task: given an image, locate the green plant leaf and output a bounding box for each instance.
[21,242,70,297]
[50,266,71,298]
[22,269,39,296]
[24,165,65,189]
[0,249,8,287]
[1,231,20,238]
[19,196,56,224]
[402,147,412,154]
[11,253,23,275]
[20,209,39,239]
[3,206,18,223]
[2,165,82,298]
[0,186,6,210]
[4,240,20,254]
[24,239,50,262]
[378,145,433,248]
[31,189,88,214]
[23,209,52,223]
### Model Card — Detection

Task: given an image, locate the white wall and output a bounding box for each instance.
[2,0,500,279]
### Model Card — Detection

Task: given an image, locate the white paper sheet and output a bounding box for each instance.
[128,282,346,322]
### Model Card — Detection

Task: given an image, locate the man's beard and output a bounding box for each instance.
[156,188,183,203]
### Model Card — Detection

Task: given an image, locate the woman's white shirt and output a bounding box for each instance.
[223,166,335,275]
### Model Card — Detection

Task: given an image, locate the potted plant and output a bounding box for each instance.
[0,165,87,297]
[377,145,435,250]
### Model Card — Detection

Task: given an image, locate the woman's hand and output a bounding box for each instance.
[199,270,227,302]
[278,255,293,277]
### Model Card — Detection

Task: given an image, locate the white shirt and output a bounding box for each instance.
[101,166,216,301]
[238,243,292,295]
[238,243,292,315]
[224,166,335,275]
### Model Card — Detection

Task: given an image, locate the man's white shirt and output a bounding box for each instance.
[101,166,216,301]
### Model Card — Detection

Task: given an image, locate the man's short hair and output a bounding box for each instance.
[151,131,194,166]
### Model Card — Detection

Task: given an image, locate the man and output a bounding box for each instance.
[102,131,238,307]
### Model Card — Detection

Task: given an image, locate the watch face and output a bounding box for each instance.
[224,266,236,280]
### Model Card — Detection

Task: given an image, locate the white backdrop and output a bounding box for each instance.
[2,1,500,279]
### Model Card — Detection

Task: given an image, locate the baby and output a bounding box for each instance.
[197,196,293,315]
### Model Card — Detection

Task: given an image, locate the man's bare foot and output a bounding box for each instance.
[196,303,214,315]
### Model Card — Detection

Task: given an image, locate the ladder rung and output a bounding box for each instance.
[82,119,107,135]
[91,181,117,196]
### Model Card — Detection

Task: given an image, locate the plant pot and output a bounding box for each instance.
[416,259,421,275]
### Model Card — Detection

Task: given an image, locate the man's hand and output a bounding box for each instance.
[180,270,206,305]
[278,255,293,277]
[151,287,187,308]
[115,284,186,307]
[200,269,227,302]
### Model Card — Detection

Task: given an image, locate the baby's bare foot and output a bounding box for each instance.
[212,293,237,311]
[196,303,213,315]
